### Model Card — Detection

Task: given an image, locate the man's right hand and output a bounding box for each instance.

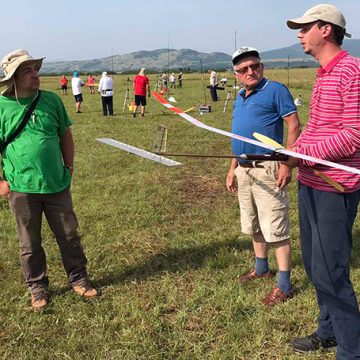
[0,180,10,199]
[226,171,237,193]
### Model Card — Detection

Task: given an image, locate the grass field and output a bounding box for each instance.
[1,68,359,359]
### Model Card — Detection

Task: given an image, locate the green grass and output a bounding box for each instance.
[1,69,358,359]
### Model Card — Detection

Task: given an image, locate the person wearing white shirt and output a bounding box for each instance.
[169,73,176,88]
[208,69,218,101]
[294,94,303,106]
[98,72,114,116]
[71,71,85,113]
[220,76,228,87]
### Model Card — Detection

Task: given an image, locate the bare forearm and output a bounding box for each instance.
[286,125,301,148]
[228,157,238,173]
[60,127,74,168]
[280,113,301,180]
[226,157,238,192]
[284,113,301,149]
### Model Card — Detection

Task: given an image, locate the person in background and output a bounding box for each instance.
[161,73,168,91]
[208,69,218,101]
[133,68,150,118]
[294,94,303,106]
[87,73,95,94]
[0,49,99,310]
[286,4,360,358]
[226,47,300,306]
[71,71,84,113]
[169,73,176,88]
[98,71,114,116]
[59,75,68,95]
[178,72,183,88]
[220,76,228,87]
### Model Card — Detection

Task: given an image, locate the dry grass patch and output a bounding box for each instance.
[176,172,225,208]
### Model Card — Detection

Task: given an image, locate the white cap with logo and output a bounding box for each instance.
[232,47,260,65]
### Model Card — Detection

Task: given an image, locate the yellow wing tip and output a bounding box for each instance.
[253,132,284,149]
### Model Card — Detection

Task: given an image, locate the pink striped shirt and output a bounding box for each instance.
[295,51,360,192]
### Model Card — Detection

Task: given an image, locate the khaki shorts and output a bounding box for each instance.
[234,161,290,243]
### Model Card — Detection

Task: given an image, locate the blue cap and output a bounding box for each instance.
[73,71,79,77]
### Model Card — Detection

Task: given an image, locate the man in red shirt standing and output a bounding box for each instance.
[286,4,360,358]
[133,68,150,118]
[59,75,68,95]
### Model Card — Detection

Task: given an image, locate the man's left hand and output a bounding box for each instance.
[283,147,299,169]
[0,180,10,199]
[276,163,292,189]
[283,155,299,169]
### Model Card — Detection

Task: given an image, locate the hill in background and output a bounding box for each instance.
[41,48,231,74]
[18,39,360,74]
[261,39,360,68]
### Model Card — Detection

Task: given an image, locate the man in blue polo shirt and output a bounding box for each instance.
[226,47,300,305]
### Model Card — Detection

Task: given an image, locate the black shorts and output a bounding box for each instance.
[74,94,83,103]
[135,95,146,106]
[61,85,68,90]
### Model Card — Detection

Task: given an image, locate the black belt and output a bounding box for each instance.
[238,161,265,168]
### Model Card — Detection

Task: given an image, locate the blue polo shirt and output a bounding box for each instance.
[231,77,296,162]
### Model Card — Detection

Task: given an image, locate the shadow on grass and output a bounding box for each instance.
[52,230,360,296]
[93,234,307,289]
[95,237,253,287]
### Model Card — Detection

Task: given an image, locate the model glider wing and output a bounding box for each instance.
[96,138,182,167]
[253,132,284,149]
[152,91,360,176]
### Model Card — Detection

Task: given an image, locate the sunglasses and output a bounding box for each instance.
[234,62,262,75]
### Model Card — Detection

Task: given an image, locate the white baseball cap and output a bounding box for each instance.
[232,47,260,65]
[287,4,351,38]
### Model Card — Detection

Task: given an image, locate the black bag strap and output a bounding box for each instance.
[0,90,41,154]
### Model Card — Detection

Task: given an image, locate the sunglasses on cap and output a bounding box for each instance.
[234,62,262,75]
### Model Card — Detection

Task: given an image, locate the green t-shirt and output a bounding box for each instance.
[0,90,73,194]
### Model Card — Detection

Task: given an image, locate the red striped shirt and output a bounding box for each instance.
[295,51,360,192]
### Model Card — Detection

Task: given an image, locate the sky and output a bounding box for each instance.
[3,0,360,62]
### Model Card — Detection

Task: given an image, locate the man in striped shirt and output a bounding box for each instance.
[287,4,360,358]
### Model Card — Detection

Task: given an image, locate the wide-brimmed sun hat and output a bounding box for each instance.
[232,47,260,65]
[0,49,44,84]
[287,4,351,38]
[0,49,44,94]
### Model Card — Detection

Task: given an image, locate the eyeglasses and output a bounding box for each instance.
[234,63,262,75]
